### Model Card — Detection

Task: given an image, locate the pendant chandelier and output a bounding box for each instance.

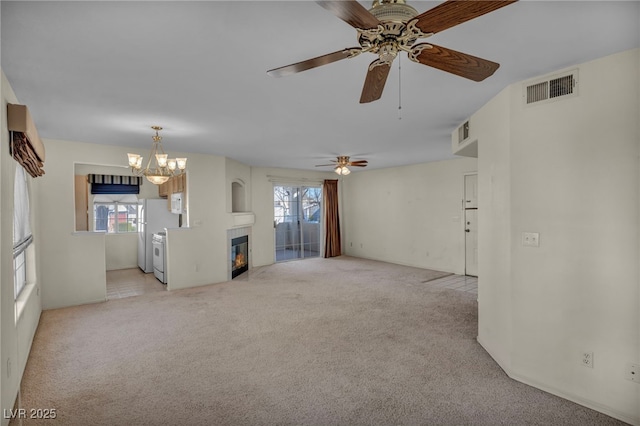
[127,126,187,185]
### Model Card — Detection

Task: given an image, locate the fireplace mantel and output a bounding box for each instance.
[228,212,255,229]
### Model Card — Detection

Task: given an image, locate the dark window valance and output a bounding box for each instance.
[88,174,141,195]
[88,174,142,185]
[8,104,45,179]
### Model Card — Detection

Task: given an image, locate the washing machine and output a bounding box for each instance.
[152,232,167,284]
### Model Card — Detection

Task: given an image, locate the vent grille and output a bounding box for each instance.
[526,81,548,104]
[550,74,574,98]
[524,69,578,105]
[458,121,469,144]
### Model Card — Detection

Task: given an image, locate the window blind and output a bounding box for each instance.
[13,166,33,257]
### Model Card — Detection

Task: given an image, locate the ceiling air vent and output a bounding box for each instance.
[458,121,470,144]
[524,69,578,106]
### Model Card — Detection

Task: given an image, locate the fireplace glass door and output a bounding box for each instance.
[274,185,321,262]
[231,235,249,279]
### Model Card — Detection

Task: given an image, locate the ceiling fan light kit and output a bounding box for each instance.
[267,0,517,103]
[335,166,351,176]
[127,126,187,185]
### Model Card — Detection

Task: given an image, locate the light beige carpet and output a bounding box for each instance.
[14,256,624,425]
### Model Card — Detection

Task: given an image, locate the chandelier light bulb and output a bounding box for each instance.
[127,153,140,168]
[176,158,187,170]
[155,153,168,168]
[167,158,177,171]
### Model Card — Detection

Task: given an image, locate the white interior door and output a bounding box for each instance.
[464,174,478,208]
[465,203,478,277]
[464,174,478,276]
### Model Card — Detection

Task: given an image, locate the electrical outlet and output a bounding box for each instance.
[582,351,594,368]
[627,363,639,382]
[522,232,540,247]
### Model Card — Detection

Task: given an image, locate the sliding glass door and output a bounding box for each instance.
[274,185,321,262]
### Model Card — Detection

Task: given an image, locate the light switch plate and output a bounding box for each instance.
[522,232,540,247]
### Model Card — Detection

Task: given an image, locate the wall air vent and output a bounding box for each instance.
[524,69,578,106]
[458,121,470,144]
[526,81,548,104]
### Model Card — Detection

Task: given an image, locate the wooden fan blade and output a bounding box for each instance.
[350,164,368,167]
[410,43,499,82]
[316,0,381,30]
[412,0,517,35]
[348,160,368,165]
[267,47,361,78]
[359,61,391,104]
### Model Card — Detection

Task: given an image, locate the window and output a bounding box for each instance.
[13,165,32,300]
[93,202,138,233]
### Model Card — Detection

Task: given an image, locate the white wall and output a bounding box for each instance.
[474,87,513,369]
[474,49,640,423]
[36,139,117,309]
[341,158,477,274]
[166,153,228,290]
[104,234,137,270]
[1,71,43,425]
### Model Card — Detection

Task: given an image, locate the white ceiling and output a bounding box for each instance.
[2,1,639,171]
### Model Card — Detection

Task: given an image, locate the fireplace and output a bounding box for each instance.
[231,235,249,279]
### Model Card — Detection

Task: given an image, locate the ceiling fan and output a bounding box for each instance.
[316,156,368,175]
[267,0,517,103]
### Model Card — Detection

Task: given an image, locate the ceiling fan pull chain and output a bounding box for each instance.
[398,54,402,120]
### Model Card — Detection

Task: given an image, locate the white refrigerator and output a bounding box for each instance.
[137,199,179,273]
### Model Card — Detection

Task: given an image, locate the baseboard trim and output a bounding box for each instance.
[477,337,638,425]
[343,253,459,275]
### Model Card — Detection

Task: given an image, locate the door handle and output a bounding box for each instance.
[465,229,470,232]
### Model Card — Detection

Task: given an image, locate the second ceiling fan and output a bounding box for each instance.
[267,0,517,103]
[316,156,368,175]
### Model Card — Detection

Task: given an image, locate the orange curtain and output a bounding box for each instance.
[323,179,341,258]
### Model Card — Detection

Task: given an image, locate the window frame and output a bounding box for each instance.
[14,250,26,301]
[93,201,139,234]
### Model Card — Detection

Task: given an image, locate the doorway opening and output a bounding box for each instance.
[274,185,322,262]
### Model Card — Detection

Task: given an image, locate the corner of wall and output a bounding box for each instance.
[0,68,43,426]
